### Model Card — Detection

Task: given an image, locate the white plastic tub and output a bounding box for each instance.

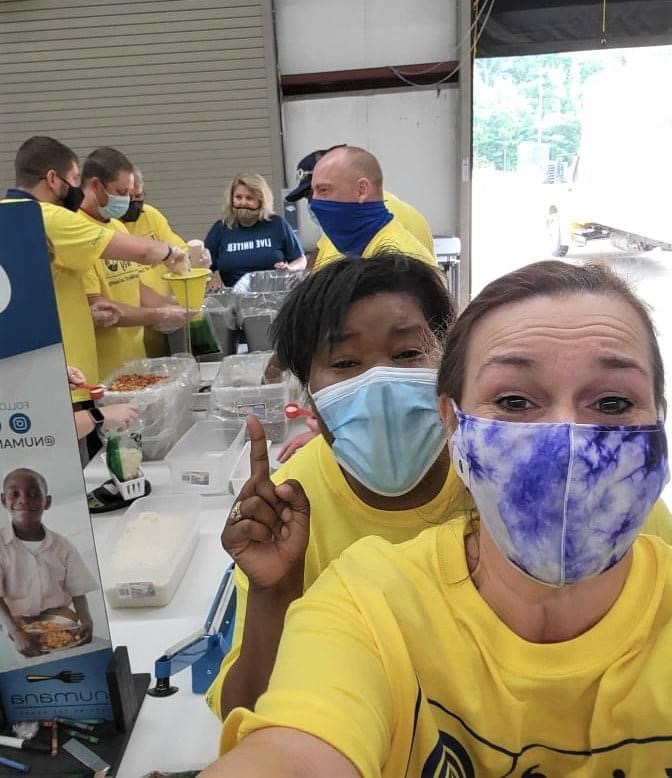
[165,420,245,494]
[209,352,289,443]
[101,494,201,608]
[228,440,272,495]
[191,361,222,412]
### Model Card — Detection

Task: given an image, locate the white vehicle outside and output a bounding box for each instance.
[546,65,672,256]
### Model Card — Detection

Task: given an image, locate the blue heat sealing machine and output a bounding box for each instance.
[148,564,236,697]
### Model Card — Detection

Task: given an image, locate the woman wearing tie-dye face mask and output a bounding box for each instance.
[203,261,672,778]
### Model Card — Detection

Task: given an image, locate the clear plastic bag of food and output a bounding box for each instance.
[99,356,198,460]
[103,425,143,482]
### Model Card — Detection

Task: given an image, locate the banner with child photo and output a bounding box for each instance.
[0,199,113,723]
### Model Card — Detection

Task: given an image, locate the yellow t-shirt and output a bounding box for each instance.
[384,191,434,255]
[81,213,146,380]
[123,203,187,296]
[314,191,435,268]
[223,519,672,776]
[641,497,672,543]
[1,199,115,400]
[313,214,436,272]
[205,434,467,723]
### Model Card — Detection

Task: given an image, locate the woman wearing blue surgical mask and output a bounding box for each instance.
[204,261,672,777]
[207,254,463,728]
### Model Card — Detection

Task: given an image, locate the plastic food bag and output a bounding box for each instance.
[104,426,143,482]
[203,294,238,355]
[99,356,198,460]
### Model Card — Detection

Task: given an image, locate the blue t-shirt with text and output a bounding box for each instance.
[205,215,304,287]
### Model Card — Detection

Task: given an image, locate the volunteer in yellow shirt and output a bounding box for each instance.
[314,213,433,271]
[308,146,436,270]
[207,254,460,726]
[4,136,191,401]
[79,147,193,378]
[315,191,434,267]
[203,260,672,776]
[283,146,435,266]
[121,166,212,357]
[120,166,187,297]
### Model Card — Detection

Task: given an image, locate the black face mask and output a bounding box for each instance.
[59,181,84,212]
[120,199,144,223]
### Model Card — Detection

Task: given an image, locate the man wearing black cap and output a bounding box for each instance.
[286,145,435,268]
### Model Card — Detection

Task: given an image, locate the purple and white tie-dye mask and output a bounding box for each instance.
[449,406,669,586]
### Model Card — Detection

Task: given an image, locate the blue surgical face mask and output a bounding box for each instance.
[98,189,130,220]
[308,199,393,256]
[311,366,447,497]
[450,405,669,586]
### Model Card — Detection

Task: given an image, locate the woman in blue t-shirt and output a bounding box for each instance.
[206,173,306,290]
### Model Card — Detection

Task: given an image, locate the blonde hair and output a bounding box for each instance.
[222,173,275,227]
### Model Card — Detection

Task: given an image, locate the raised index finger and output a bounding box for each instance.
[247,414,271,479]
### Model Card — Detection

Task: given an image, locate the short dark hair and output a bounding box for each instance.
[82,146,133,187]
[437,260,665,411]
[271,254,457,386]
[3,467,49,495]
[14,136,78,188]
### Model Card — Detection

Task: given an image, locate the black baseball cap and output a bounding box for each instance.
[285,144,346,202]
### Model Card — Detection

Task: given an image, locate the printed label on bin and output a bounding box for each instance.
[116,582,156,600]
[182,470,210,486]
[237,402,267,420]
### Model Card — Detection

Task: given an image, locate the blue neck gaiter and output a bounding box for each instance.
[309,199,393,255]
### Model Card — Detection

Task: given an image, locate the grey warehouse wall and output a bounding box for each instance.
[0,0,284,242]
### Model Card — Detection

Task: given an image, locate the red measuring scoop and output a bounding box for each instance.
[79,383,105,400]
[284,402,314,420]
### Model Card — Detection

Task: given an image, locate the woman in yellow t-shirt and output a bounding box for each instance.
[207,254,462,724]
[203,260,672,777]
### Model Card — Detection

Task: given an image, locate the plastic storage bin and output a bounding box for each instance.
[232,270,307,294]
[235,292,286,351]
[191,361,221,413]
[101,494,201,608]
[99,356,198,460]
[229,440,272,495]
[209,352,289,443]
[166,419,245,494]
[230,271,307,352]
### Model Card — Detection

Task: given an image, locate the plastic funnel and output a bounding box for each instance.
[163,268,211,316]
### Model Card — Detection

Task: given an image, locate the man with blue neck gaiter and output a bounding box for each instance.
[309,146,436,271]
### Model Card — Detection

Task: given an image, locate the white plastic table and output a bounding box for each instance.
[86,455,236,777]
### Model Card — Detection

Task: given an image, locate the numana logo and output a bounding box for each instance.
[0,264,11,314]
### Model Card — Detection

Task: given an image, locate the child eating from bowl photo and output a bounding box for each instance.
[0,468,97,657]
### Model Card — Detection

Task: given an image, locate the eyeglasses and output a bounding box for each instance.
[44,173,80,189]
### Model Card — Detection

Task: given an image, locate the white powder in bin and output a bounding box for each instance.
[111,511,190,571]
